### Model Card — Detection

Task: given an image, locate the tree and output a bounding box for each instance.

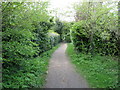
[53,18,64,41]
[71,1,119,55]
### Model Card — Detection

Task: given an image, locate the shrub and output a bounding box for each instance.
[48,30,60,48]
[2,2,60,89]
[70,20,120,56]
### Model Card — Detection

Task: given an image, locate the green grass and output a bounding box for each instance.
[66,43,119,88]
[2,44,60,89]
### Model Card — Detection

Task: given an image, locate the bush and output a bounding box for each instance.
[70,21,90,53]
[2,2,60,89]
[70,20,120,56]
[71,2,120,56]
[2,44,60,88]
[48,30,60,48]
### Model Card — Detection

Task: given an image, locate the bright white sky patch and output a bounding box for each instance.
[48,0,81,22]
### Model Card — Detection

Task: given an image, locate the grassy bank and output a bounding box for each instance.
[3,44,60,88]
[66,43,118,88]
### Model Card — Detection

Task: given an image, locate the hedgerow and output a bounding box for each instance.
[2,44,60,88]
[71,2,120,56]
[2,2,60,88]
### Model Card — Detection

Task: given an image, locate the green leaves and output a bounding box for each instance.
[71,2,119,56]
[2,44,60,88]
[2,1,60,89]
[66,43,118,88]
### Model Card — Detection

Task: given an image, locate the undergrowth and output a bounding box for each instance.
[66,43,119,88]
[2,44,60,89]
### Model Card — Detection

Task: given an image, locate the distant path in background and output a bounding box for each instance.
[45,43,89,88]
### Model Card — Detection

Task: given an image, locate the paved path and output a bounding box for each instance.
[45,43,89,88]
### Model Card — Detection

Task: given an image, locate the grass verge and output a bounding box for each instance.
[66,43,119,88]
[2,44,60,89]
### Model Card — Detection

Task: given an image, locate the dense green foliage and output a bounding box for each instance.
[52,19,71,42]
[3,44,60,88]
[66,43,119,88]
[53,19,64,41]
[67,2,119,88]
[2,1,119,89]
[71,2,120,56]
[2,2,60,88]
[48,30,60,48]
[61,22,71,42]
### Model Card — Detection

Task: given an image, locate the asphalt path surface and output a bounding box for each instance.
[45,43,89,88]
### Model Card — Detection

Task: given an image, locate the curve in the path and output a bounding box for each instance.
[45,43,89,88]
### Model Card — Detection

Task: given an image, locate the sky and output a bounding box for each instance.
[48,0,80,22]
